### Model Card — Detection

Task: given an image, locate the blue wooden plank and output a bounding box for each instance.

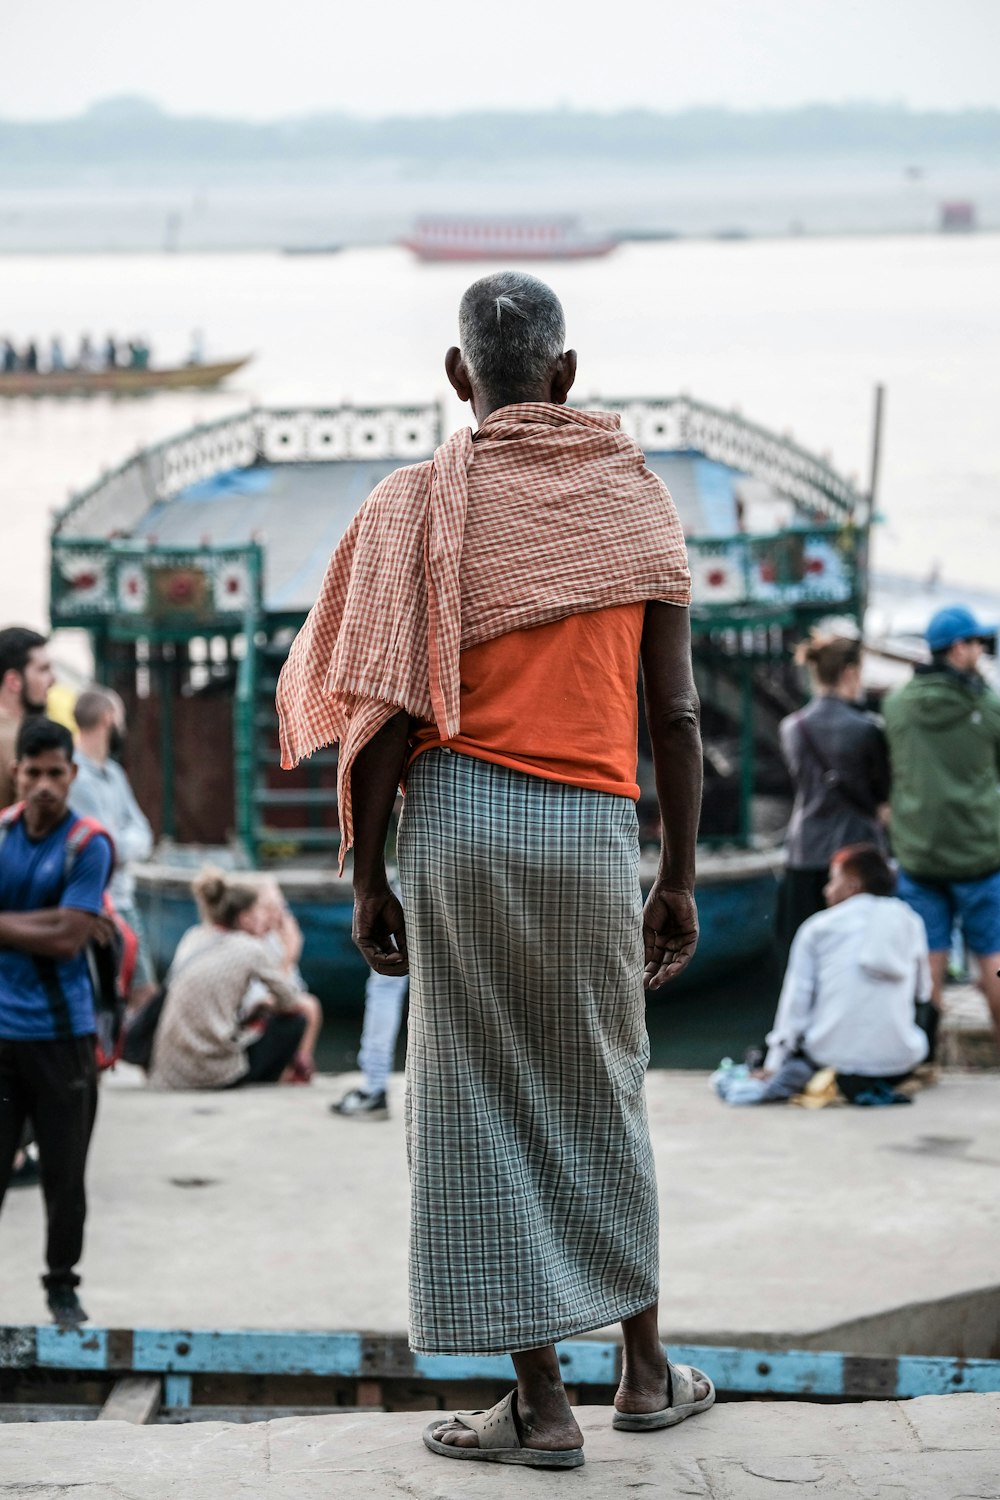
[19,1327,1000,1400]
[896,1357,1000,1398]
[131,1329,363,1377]
[671,1344,845,1397]
[35,1326,109,1371]
[557,1341,620,1385]
[163,1374,193,1407]
[413,1353,515,1382]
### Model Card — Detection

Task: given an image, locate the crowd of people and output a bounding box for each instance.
[715,603,1000,1107]
[1,335,154,375]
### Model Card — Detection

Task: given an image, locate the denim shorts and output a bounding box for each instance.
[897,867,1000,955]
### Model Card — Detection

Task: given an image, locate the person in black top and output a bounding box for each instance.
[778,633,890,950]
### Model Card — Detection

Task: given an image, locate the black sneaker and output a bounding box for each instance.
[46,1285,88,1327]
[331,1088,388,1120]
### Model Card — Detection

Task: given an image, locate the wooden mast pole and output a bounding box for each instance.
[858,383,885,624]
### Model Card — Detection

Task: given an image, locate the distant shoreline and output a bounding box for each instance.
[0,226,997,258]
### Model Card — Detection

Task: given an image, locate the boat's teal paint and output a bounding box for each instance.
[9,1326,1000,1399]
[137,865,778,1008]
[678,869,777,991]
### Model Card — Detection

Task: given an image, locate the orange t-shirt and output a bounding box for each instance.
[408,603,646,799]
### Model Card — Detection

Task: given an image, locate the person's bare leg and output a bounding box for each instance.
[432,1344,584,1451]
[294,993,323,1063]
[928,950,948,1009]
[616,1303,710,1414]
[280,994,322,1082]
[975,954,1000,1046]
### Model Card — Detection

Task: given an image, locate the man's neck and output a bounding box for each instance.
[23,804,69,841]
[472,390,559,425]
[76,730,108,766]
[0,691,23,723]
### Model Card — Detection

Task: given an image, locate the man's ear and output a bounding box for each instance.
[1,668,20,697]
[550,350,577,406]
[445,347,473,404]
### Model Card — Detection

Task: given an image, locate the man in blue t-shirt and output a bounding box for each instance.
[0,717,113,1327]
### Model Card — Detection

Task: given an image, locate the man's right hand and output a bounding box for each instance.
[642,881,699,990]
[353,886,409,975]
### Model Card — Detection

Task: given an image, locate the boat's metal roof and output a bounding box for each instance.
[128,450,747,612]
[132,460,400,612]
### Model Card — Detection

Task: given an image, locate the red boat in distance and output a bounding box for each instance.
[401,216,618,262]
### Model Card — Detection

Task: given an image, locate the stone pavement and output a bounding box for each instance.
[2,1071,999,1351]
[2,1394,999,1498]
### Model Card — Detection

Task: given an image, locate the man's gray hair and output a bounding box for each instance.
[458,272,565,402]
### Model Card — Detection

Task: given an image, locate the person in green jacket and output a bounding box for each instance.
[884,605,1000,1044]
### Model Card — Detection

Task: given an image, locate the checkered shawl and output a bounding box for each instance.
[276,402,690,863]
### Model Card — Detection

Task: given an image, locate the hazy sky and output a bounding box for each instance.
[4,0,999,119]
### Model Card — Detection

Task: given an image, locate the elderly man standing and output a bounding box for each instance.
[278,272,712,1470]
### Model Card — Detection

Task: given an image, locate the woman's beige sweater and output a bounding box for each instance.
[149,925,301,1089]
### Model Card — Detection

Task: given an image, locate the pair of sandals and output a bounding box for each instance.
[422,1361,716,1471]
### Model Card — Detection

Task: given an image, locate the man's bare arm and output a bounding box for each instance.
[0,908,110,962]
[350,712,411,975]
[640,602,703,989]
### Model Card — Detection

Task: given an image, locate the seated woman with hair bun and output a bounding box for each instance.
[148,869,309,1090]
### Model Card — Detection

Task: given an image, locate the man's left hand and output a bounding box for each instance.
[87,914,118,947]
[642,882,698,990]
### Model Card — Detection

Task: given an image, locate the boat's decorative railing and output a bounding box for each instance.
[56,395,864,546]
[50,539,264,631]
[688,524,857,613]
[580,396,865,526]
[54,404,444,541]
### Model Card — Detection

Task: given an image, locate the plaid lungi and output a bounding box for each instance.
[398,749,660,1355]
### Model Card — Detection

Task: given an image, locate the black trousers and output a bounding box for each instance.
[0,1036,98,1289]
[777,867,829,957]
[238,1012,307,1085]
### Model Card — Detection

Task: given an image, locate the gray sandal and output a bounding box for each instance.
[613,1360,716,1431]
[422,1389,585,1468]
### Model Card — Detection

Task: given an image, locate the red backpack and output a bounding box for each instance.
[0,804,137,1068]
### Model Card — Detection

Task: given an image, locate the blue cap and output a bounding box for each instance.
[925,605,996,652]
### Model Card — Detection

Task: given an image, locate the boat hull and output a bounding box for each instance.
[0,357,251,397]
[400,240,618,262]
[134,848,779,1011]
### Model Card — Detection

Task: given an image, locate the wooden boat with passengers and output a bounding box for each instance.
[49,396,872,1008]
[0,356,251,398]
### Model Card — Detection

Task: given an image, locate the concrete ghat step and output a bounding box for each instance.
[1,1396,998,1498]
[940,983,1000,1069]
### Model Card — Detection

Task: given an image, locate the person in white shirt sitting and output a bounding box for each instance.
[716,844,932,1105]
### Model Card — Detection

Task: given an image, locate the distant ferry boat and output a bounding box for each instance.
[0,356,252,398]
[401,216,618,262]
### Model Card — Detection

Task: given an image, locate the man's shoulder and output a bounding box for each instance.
[884,678,921,719]
[367,460,434,505]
